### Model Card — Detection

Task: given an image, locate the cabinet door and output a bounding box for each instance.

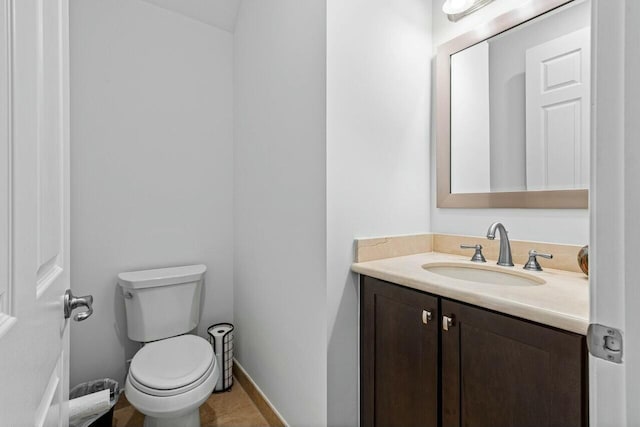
[441,299,587,427]
[361,276,439,427]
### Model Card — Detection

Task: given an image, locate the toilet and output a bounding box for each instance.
[118,264,218,427]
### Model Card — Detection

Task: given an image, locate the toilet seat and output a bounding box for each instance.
[124,357,219,421]
[129,334,215,397]
[129,357,215,397]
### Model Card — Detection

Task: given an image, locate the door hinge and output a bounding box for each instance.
[587,323,623,364]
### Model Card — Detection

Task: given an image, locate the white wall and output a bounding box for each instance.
[451,41,491,193]
[327,0,432,425]
[233,1,327,425]
[139,0,241,32]
[69,0,234,387]
[431,0,589,245]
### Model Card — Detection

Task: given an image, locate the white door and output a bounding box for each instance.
[525,27,590,191]
[590,0,640,425]
[0,0,82,425]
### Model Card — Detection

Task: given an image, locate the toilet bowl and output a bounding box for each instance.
[124,334,219,427]
[118,265,214,427]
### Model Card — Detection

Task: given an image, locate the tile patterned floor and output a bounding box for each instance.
[113,377,271,427]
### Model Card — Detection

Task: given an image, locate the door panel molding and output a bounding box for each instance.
[34,354,62,427]
[35,0,65,300]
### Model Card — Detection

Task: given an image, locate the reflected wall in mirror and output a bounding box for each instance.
[437,0,590,208]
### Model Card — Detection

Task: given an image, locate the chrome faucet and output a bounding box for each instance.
[486,222,514,266]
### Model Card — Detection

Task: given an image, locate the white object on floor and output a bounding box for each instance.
[68,389,110,427]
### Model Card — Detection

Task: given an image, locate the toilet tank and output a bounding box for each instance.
[118,265,206,342]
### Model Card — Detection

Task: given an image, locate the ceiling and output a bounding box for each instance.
[140,0,241,33]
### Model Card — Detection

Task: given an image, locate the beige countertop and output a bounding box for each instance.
[352,252,589,335]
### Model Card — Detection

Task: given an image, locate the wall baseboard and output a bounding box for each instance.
[233,359,287,427]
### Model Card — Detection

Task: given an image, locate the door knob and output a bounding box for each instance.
[64,289,94,321]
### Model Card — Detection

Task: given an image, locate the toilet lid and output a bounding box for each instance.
[130,334,214,391]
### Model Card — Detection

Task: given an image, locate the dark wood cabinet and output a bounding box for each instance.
[441,298,587,427]
[361,276,587,427]
[361,276,439,427]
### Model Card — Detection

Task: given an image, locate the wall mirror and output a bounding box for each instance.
[436,0,590,208]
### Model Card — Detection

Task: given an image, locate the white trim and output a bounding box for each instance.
[233,359,288,427]
[623,0,640,424]
[590,0,627,425]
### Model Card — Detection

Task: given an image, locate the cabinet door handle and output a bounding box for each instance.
[443,315,455,331]
[422,309,433,325]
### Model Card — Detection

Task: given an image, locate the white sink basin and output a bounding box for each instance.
[422,262,545,286]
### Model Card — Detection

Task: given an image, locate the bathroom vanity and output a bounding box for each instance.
[355,0,592,424]
[354,251,588,427]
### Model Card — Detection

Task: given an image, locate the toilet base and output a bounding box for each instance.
[143,409,200,427]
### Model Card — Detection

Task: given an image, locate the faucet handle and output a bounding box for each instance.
[523,249,553,271]
[460,244,487,263]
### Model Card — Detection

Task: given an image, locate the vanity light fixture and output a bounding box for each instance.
[442,0,494,22]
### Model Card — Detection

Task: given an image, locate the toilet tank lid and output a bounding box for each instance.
[118,264,206,290]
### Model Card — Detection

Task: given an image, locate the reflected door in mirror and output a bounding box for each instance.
[525,27,590,191]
